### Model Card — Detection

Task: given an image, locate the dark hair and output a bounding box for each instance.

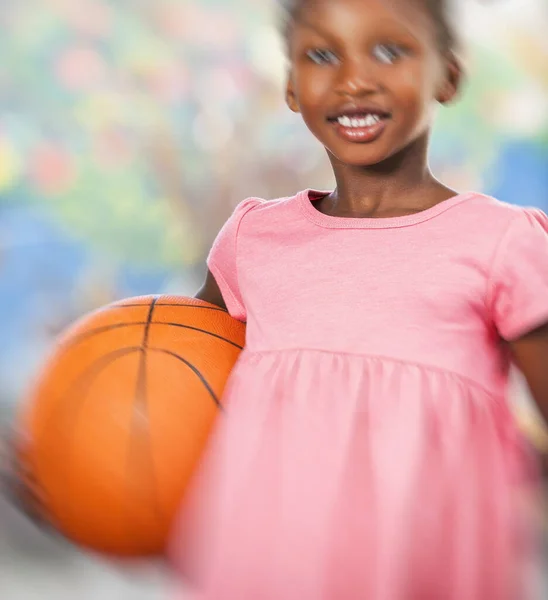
[278,0,458,53]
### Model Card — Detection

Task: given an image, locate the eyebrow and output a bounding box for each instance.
[295,16,337,40]
[295,14,422,45]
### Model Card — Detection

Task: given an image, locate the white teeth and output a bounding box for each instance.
[337,114,381,128]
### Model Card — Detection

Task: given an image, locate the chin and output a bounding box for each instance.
[328,144,394,168]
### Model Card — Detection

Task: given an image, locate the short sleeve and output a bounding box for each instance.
[206,197,261,322]
[489,208,548,341]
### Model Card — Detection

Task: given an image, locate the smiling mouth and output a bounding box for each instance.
[333,114,382,127]
[327,111,390,143]
[327,108,391,127]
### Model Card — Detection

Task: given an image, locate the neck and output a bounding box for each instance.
[325,134,449,217]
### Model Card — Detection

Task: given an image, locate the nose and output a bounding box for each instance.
[334,58,379,97]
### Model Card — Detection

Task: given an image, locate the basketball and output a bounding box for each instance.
[18,295,245,556]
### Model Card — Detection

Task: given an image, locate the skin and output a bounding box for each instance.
[510,325,548,427]
[200,0,548,426]
[285,0,462,217]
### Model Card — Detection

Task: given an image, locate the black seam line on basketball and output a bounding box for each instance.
[109,303,229,313]
[131,297,162,528]
[61,322,244,352]
[44,346,142,441]
[149,347,223,410]
[60,322,151,351]
[42,347,142,530]
[142,297,158,350]
[154,323,243,350]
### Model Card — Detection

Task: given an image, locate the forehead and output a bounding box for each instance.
[294,0,436,42]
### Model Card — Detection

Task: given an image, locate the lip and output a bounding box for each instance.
[331,118,386,143]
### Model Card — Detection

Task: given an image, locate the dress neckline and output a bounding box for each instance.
[297,188,476,229]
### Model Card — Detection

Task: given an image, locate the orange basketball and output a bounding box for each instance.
[18,295,245,556]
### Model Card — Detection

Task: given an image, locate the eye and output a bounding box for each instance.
[306,48,340,66]
[372,43,408,65]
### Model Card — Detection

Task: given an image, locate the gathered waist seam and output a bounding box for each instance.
[240,347,504,401]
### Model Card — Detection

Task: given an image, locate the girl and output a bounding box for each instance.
[171,0,548,599]
[4,0,548,599]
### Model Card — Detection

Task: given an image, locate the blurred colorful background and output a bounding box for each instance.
[0,0,547,597]
[0,0,547,413]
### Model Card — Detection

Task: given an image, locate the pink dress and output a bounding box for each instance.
[171,190,548,600]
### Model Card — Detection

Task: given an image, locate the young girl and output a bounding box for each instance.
[170,0,548,598]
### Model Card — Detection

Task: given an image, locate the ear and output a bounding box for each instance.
[285,73,300,113]
[437,51,464,105]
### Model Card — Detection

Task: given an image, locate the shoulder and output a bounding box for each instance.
[212,190,309,254]
[459,194,548,289]
[458,192,548,237]
[235,191,304,214]
[230,190,307,230]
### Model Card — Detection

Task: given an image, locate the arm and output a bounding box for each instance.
[509,321,548,426]
[195,269,227,311]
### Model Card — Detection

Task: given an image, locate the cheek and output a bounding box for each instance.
[398,64,420,89]
[389,63,440,110]
[295,71,332,111]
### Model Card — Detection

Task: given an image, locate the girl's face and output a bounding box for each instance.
[285,0,460,168]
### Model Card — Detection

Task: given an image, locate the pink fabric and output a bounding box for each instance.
[171,190,548,599]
